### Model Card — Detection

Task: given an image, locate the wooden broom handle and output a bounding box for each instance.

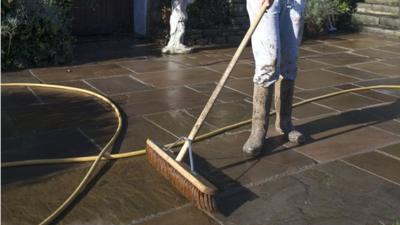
[176,1,271,162]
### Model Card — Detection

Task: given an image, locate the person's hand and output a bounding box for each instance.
[260,0,274,8]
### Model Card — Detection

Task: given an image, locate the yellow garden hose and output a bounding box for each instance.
[2,83,123,225]
[2,83,400,225]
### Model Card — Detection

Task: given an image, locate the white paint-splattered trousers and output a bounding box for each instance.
[247,0,307,87]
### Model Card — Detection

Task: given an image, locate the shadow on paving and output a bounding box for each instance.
[188,100,399,216]
[71,36,163,66]
[1,86,127,186]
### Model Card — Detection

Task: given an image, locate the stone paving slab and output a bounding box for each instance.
[296,69,358,89]
[379,143,400,158]
[1,70,40,83]
[187,82,251,103]
[2,33,400,225]
[344,151,400,184]
[86,75,152,95]
[215,161,400,225]
[31,64,133,82]
[326,66,383,80]
[191,131,316,191]
[132,67,220,88]
[117,59,186,74]
[352,62,400,77]
[2,157,190,225]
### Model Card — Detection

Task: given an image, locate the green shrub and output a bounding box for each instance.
[304,0,355,36]
[1,0,73,71]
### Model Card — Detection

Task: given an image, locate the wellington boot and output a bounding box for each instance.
[243,84,274,156]
[274,78,305,144]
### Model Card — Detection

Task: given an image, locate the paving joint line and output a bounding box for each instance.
[77,127,103,151]
[340,159,400,187]
[28,69,45,83]
[375,149,400,161]
[130,204,191,225]
[142,116,180,139]
[27,86,45,104]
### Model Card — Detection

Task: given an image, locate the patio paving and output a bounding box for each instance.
[2,33,400,225]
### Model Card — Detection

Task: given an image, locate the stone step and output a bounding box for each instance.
[356,3,400,16]
[365,0,399,6]
[354,13,400,29]
[360,25,400,39]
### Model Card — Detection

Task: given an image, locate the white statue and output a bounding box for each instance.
[162,0,194,54]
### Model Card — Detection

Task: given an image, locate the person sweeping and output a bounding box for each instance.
[243,0,307,156]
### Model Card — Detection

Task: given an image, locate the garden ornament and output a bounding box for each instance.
[162,0,195,54]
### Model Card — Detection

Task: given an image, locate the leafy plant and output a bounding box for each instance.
[1,0,73,71]
[304,0,355,36]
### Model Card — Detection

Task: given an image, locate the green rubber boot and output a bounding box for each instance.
[243,84,274,157]
[274,78,305,144]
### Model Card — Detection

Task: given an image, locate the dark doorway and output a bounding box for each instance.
[71,0,133,36]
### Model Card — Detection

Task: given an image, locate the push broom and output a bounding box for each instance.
[146,1,272,213]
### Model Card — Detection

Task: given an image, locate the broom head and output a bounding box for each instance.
[146,139,218,213]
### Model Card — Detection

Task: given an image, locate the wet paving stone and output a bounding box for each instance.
[206,62,254,79]
[382,57,400,66]
[296,69,358,89]
[114,87,209,116]
[328,39,396,50]
[373,120,400,136]
[303,43,348,53]
[134,205,218,225]
[351,62,400,77]
[133,68,220,88]
[315,92,382,111]
[2,33,400,225]
[295,87,339,99]
[309,52,371,66]
[379,143,400,158]
[118,116,177,152]
[144,110,216,138]
[1,70,40,83]
[87,75,152,95]
[225,78,253,96]
[344,151,400,184]
[188,82,250,103]
[2,128,99,162]
[164,52,231,67]
[118,58,186,73]
[216,161,400,225]
[32,64,132,82]
[2,112,18,138]
[4,98,113,136]
[377,44,400,54]
[217,46,254,59]
[353,48,400,60]
[356,77,400,97]
[299,48,320,58]
[2,156,190,225]
[191,131,316,191]
[335,83,398,103]
[298,59,329,71]
[2,86,39,108]
[293,110,399,162]
[292,101,336,120]
[187,101,252,128]
[326,66,382,80]
[51,80,101,93]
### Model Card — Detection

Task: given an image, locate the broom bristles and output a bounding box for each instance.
[146,139,217,213]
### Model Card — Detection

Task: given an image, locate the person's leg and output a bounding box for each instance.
[275,0,306,144]
[243,0,282,156]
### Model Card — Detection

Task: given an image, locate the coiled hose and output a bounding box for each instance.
[2,83,400,225]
